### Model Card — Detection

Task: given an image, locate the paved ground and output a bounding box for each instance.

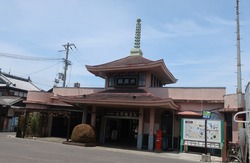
[30,135,222,162]
[3,132,223,162]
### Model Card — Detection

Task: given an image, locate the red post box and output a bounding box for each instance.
[155,130,162,152]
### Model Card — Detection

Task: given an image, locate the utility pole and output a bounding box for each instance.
[62,43,76,87]
[236,0,242,108]
[236,0,243,129]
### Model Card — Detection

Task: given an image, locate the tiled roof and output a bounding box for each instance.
[86,55,177,84]
[0,72,40,91]
[0,96,23,106]
[23,91,72,107]
[88,55,153,68]
[85,89,162,101]
[58,89,180,110]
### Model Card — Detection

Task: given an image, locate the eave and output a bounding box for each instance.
[86,59,177,84]
[173,99,224,103]
[23,100,72,107]
[57,94,180,110]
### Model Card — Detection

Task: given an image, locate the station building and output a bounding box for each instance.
[23,19,241,152]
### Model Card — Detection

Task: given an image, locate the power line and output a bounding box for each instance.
[72,49,88,64]
[0,51,63,61]
[22,61,62,76]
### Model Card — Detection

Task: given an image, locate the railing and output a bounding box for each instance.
[233,110,250,163]
[234,111,250,123]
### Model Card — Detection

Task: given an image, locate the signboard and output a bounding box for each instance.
[105,111,139,118]
[181,118,223,149]
[202,111,211,119]
[115,77,137,87]
[114,72,138,87]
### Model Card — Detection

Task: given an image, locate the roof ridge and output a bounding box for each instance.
[1,72,30,82]
[86,55,153,68]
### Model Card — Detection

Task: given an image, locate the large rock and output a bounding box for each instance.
[71,124,96,143]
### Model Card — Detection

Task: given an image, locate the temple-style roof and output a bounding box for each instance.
[58,89,180,110]
[86,55,177,84]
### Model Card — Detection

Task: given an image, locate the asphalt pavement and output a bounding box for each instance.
[3,132,222,162]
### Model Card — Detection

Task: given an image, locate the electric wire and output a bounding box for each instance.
[71,48,88,64]
[0,51,63,61]
[22,61,63,77]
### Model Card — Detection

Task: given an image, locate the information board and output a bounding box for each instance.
[181,118,223,149]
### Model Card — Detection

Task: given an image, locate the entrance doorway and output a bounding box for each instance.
[51,117,68,137]
[105,118,138,147]
[161,111,173,150]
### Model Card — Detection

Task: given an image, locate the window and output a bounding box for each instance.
[138,72,146,87]
[9,90,14,96]
[108,76,115,87]
[19,92,24,97]
[14,91,19,96]
[150,73,163,87]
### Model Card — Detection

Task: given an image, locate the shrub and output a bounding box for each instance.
[71,124,96,143]
[26,112,42,137]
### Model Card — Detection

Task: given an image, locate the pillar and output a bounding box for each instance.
[91,106,96,128]
[48,114,53,137]
[148,108,155,151]
[66,113,71,141]
[81,106,87,124]
[172,111,175,149]
[23,110,28,138]
[137,108,144,149]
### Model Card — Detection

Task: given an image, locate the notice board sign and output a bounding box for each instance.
[180,118,223,150]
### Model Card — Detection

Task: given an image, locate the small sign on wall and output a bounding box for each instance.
[143,122,159,134]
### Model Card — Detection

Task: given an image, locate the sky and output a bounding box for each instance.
[0,0,249,94]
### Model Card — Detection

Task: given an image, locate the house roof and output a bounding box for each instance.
[58,89,180,110]
[0,72,40,91]
[23,91,72,107]
[86,55,177,85]
[0,96,23,106]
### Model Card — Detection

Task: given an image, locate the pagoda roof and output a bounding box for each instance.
[57,89,180,110]
[86,55,177,84]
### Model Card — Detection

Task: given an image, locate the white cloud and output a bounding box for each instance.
[163,19,219,36]
[205,16,235,26]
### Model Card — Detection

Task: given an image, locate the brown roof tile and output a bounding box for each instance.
[58,89,180,110]
[89,55,153,68]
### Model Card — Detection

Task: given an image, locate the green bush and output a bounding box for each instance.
[24,112,42,137]
[30,113,40,136]
[71,124,96,143]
